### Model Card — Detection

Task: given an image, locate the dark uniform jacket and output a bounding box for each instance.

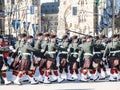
[93,40,105,59]
[0,46,10,63]
[68,42,79,62]
[103,41,120,58]
[58,41,69,58]
[45,41,58,59]
[79,41,94,59]
[19,41,37,60]
[34,39,42,57]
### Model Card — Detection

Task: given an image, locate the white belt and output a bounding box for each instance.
[22,53,31,55]
[61,51,68,54]
[84,53,93,56]
[101,50,105,53]
[71,52,78,55]
[0,54,3,57]
[110,50,120,53]
[18,51,21,53]
[47,51,56,54]
[93,52,101,54]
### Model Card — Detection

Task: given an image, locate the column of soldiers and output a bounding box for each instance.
[0,32,120,85]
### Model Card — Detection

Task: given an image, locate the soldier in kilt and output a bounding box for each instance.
[43,34,64,84]
[13,33,38,85]
[98,35,108,79]
[0,35,12,85]
[58,35,69,80]
[19,35,35,83]
[79,35,94,82]
[90,36,104,81]
[33,33,45,83]
[40,32,50,83]
[68,35,80,81]
[103,34,120,81]
[10,34,22,82]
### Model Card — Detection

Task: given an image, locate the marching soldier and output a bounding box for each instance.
[44,34,64,83]
[33,33,44,83]
[19,35,35,83]
[0,35,12,85]
[10,34,22,82]
[68,35,81,81]
[58,35,69,80]
[90,36,104,81]
[13,33,38,85]
[40,32,50,84]
[98,35,109,80]
[79,35,94,82]
[103,34,120,81]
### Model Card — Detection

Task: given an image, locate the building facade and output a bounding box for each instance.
[41,0,59,34]
[57,0,93,38]
[0,0,40,37]
[57,0,107,38]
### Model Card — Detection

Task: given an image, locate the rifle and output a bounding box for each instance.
[65,28,89,36]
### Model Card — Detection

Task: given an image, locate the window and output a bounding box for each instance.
[55,22,58,25]
[32,0,38,6]
[0,0,4,5]
[47,5,49,8]
[45,10,48,13]
[52,9,54,13]
[52,5,54,7]
[72,7,77,15]
[63,1,66,5]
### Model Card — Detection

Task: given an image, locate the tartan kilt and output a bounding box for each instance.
[10,57,20,70]
[59,58,68,68]
[46,58,55,69]
[19,59,31,71]
[82,58,91,68]
[69,61,79,70]
[108,57,120,68]
[33,56,40,67]
[39,58,47,69]
[92,58,101,68]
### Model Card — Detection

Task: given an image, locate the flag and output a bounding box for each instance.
[12,19,21,32]
[23,22,31,34]
[32,24,39,36]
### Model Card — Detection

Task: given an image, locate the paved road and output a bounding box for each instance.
[0,69,120,90]
[0,81,120,90]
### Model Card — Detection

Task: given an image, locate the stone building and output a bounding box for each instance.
[57,0,106,38]
[41,0,59,34]
[0,0,40,37]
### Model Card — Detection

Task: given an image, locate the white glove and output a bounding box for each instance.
[9,46,16,52]
[67,49,70,52]
[76,58,80,62]
[9,46,14,50]
[102,57,106,61]
[60,45,64,48]
[34,56,41,61]
[41,49,44,53]
[12,49,16,52]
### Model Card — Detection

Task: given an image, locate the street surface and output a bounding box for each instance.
[0,70,120,90]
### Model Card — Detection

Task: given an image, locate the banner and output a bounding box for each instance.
[23,22,31,34]
[30,6,34,14]
[32,24,39,37]
[98,0,120,32]
[12,19,21,32]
